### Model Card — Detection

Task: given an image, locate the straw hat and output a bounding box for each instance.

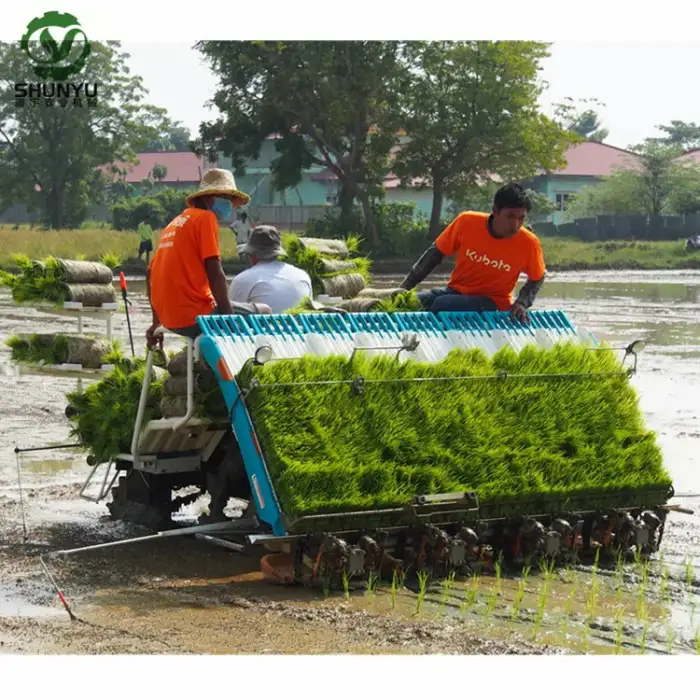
[186,168,250,207]
[238,225,286,260]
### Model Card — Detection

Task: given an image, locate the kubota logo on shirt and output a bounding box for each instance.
[465,248,511,272]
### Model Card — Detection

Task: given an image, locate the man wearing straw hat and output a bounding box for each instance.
[229,225,313,313]
[146,168,271,348]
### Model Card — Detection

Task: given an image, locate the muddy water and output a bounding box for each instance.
[0,270,699,654]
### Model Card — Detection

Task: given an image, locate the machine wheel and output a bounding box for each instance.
[107,469,175,531]
[201,432,252,521]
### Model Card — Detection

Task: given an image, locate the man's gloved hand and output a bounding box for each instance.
[510,301,528,324]
[146,322,164,349]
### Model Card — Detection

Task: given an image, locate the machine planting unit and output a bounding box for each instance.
[77,308,674,585]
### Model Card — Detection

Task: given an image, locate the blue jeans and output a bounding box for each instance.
[416,287,498,313]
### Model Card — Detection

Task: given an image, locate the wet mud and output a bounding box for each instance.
[1,271,699,654]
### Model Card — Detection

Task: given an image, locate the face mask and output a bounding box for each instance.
[211,197,233,221]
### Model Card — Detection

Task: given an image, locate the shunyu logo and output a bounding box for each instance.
[15,12,98,109]
[465,248,511,272]
[21,11,90,81]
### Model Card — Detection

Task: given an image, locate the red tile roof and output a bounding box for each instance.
[677,149,700,165]
[548,141,641,177]
[102,152,203,184]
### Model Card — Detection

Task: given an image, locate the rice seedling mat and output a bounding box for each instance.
[194,310,671,535]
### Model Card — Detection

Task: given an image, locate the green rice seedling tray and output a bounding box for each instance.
[197,310,672,538]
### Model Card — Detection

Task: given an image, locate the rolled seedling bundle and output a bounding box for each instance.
[167,348,215,377]
[160,388,227,420]
[320,273,366,299]
[358,287,406,300]
[297,237,350,258]
[30,259,46,275]
[336,297,382,312]
[319,259,358,274]
[63,283,117,306]
[7,332,114,368]
[163,372,218,396]
[55,259,113,285]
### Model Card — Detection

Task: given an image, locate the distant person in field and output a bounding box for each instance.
[231,211,253,250]
[399,183,546,322]
[145,168,271,348]
[686,233,700,251]
[229,225,313,313]
[137,215,154,264]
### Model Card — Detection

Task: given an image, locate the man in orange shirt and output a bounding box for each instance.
[399,183,546,322]
[146,168,270,348]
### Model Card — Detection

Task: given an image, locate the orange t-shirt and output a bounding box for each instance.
[435,211,546,310]
[148,208,221,329]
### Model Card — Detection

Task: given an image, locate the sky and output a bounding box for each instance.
[121,41,699,152]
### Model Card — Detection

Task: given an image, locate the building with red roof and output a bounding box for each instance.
[100,152,205,189]
[525,141,643,223]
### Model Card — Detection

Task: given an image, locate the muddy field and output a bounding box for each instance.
[1,270,699,655]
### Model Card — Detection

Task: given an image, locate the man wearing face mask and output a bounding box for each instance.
[146,168,266,347]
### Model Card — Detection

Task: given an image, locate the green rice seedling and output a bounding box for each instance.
[640,619,649,654]
[510,581,526,626]
[485,583,499,620]
[586,579,600,624]
[665,622,674,654]
[390,569,399,609]
[636,594,647,622]
[685,556,695,590]
[245,345,671,521]
[460,571,480,616]
[342,570,350,601]
[633,546,644,577]
[614,550,625,603]
[416,570,429,615]
[591,547,600,583]
[365,569,379,599]
[694,627,700,654]
[439,571,456,615]
[376,290,423,313]
[613,607,624,654]
[531,582,549,641]
[660,564,671,605]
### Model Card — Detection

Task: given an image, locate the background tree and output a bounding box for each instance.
[144,120,192,152]
[151,163,168,181]
[554,96,609,143]
[654,120,700,151]
[563,140,700,219]
[0,40,166,228]
[195,40,405,245]
[448,182,556,221]
[393,41,576,238]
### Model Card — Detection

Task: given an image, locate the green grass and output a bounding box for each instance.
[0,224,241,268]
[244,343,671,519]
[539,237,700,270]
[2,226,699,271]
